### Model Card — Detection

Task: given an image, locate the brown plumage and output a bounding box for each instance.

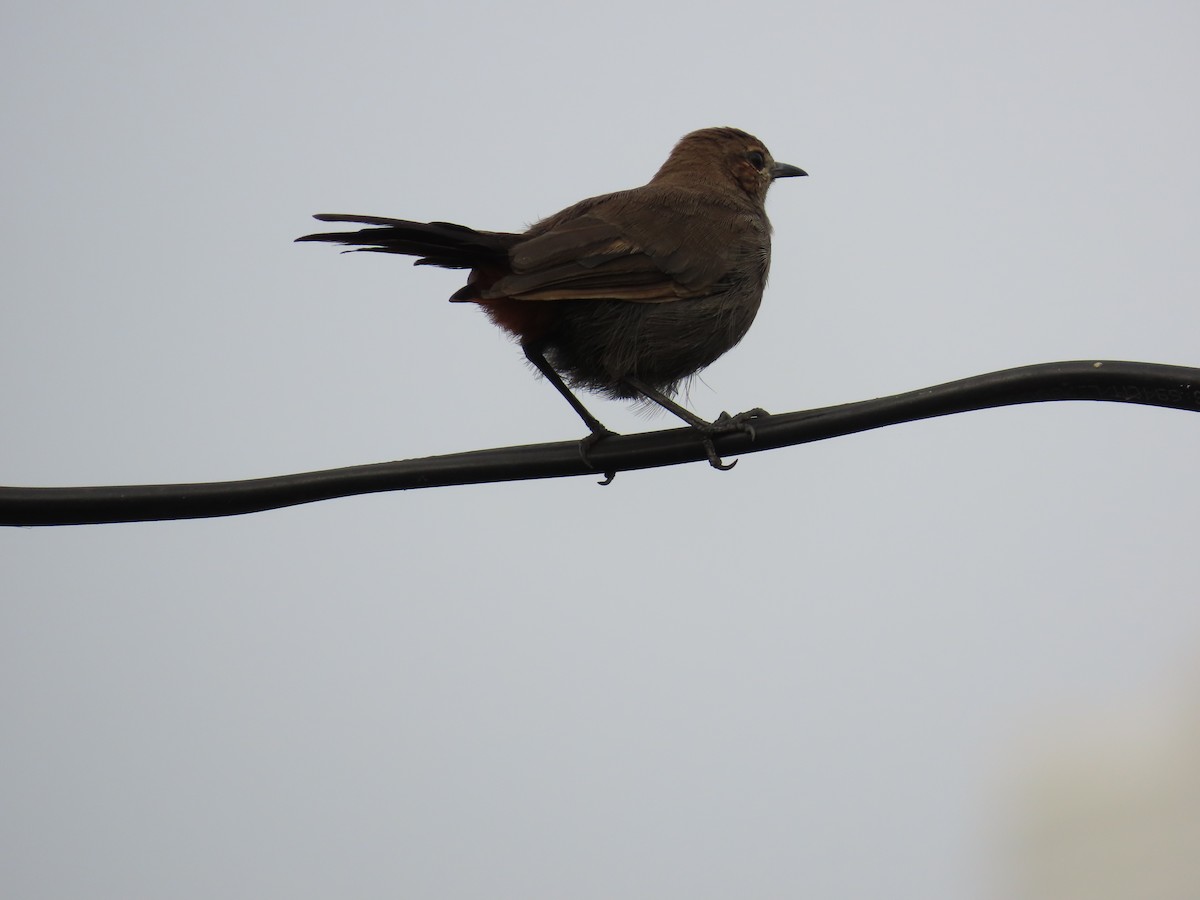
[298,127,805,468]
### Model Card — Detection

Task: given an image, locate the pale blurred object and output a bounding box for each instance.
[1001,667,1200,899]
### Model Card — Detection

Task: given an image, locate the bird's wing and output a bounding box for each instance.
[483,189,754,303]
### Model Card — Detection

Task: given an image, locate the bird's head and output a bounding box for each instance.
[651,127,806,203]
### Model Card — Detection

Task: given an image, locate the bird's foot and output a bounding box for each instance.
[578,427,619,485]
[694,408,770,470]
[710,407,770,441]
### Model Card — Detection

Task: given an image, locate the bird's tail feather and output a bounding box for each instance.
[296,214,518,269]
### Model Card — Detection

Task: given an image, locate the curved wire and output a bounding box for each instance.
[2,360,1196,526]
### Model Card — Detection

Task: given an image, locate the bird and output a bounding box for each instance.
[297,127,805,470]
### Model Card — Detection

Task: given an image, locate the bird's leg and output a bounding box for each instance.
[623,377,768,471]
[523,344,617,478]
[523,344,612,437]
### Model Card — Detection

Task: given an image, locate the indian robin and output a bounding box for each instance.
[298,127,805,469]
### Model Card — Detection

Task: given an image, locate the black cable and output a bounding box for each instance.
[2,360,1196,527]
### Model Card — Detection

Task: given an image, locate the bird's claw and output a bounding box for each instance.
[578,428,619,485]
[711,407,770,442]
[697,408,769,470]
[700,435,738,471]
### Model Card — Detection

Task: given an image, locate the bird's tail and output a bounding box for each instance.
[296,214,518,270]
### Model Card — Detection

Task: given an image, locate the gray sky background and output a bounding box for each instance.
[3,2,1199,897]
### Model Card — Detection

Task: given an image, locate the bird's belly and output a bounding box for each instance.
[542,290,763,399]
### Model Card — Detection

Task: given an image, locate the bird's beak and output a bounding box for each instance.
[771,162,808,179]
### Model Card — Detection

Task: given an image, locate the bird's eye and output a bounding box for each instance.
[747,150,766,170]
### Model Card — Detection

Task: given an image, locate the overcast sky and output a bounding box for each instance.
[3,2,1199,898]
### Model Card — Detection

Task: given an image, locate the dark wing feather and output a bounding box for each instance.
[483,186,758,303]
